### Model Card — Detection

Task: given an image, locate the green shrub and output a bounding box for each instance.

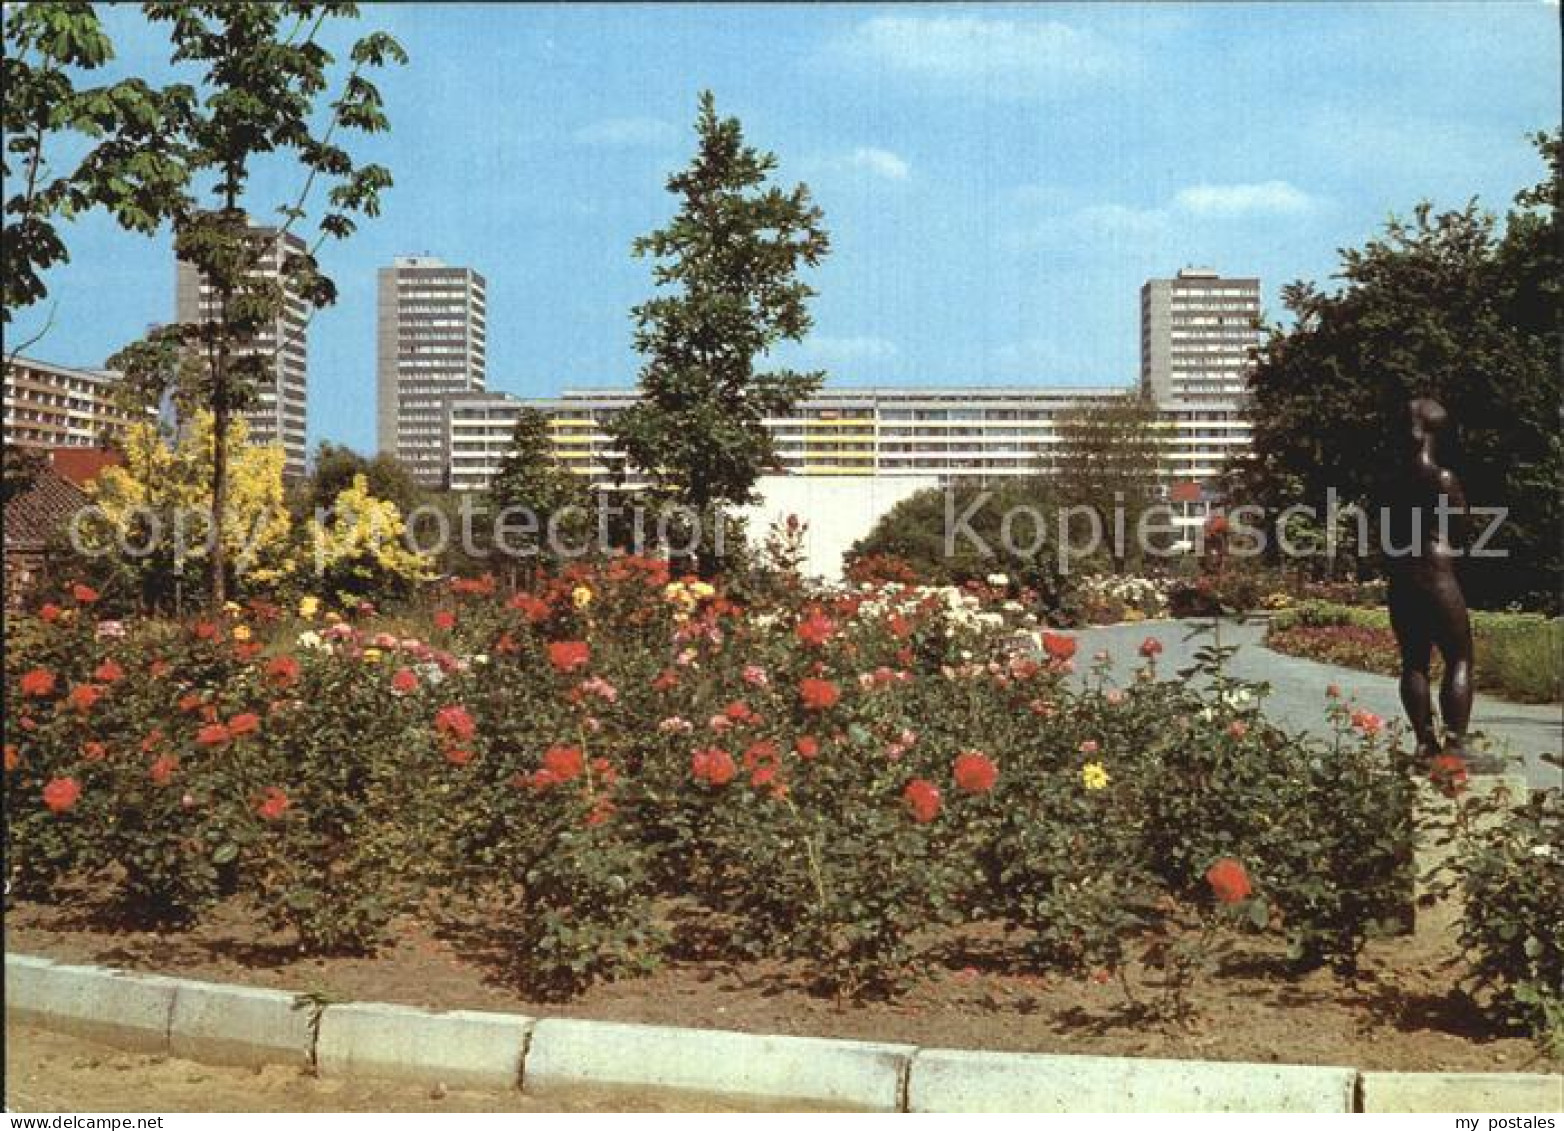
[1456,790,1564,1055]
[1268,601,1561,703]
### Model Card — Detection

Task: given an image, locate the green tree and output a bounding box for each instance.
[610,91,829,572]
[1037,393,1165,573]
[848,480,1075,614]
[2,3,186,342]
[109,2,406,609]
[305,440,423,518]
[486,408,585,563]
[1247,131,1560,609]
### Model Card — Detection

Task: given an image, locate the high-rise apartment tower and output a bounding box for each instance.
[376,256,487,487]
[175,224,311,478]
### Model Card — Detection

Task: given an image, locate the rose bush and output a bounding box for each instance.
[6,560,1534,1026]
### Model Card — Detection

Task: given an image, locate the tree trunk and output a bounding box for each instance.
[210,353,229,609]
[208,185,240,611]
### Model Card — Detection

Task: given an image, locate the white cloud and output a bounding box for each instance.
[1009,180,1321,248]
[572,116,676,147]
[1173,180,1318,216]
[796,335,900,366]
[831,14,1120,95]
[845,146,910,181]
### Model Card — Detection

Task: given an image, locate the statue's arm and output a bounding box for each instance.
[1436,466,1469,543]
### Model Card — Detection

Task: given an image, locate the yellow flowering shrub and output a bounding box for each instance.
[82,414,296,594]
[307,473,436,602]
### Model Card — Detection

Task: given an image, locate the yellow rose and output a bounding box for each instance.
[362,647,383,663]
[232,624,252,642]
[298,596,320,620]
[1081,762,1110,791]
[223,601,242,616]
[572,586,593,609]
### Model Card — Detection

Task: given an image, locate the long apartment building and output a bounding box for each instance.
[3,355,147,449]
[1141,267,1262,484]
[444,267,1261,495]
[376,256,487,488]
[175,224,311,478]
[445,385,1130,494]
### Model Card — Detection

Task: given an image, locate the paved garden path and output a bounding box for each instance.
[1068,619,1561,791]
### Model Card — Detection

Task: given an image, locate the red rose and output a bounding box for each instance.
[434,704,476,742]
[71,583,99,604]
[265,655,301,688]
[743,739,779,765]
[233,641,262,662]
[952,750,999,794]
[795,607,837,648]
[93,659,125,684]
[724,700,757,725]
[197,722,231,747]
[255,786,290,821]
[149,754,179,786]
[1204,513,1230,537]
[444,746,474,767]
[140,729,165,753]
[1138,637,1163,658]
[1429,754,1469,798]
[903,778,942,823]
[795,735,820,759]
[1350,709,1384,736]
[1205,858,1252,904]
[4,744,19,772]
[887,613,912,640]
[507,592,552,624]
[691,746,737,786]
[542,743,585,782]
[178,692,205,714]
[39,603,62,623]
[82,741,108,762]
[43,777,81,813]
[547,640,591,673]
[20,668,56,697]
[653,668,679,692]
[799,677,841,711]
[390,667,419,695]
[66,683,104,713]
[149,659,171,679]
[433,609,457,631]
[193,620,220,641]
[227,712,261,738]
[1042,633,1077,661]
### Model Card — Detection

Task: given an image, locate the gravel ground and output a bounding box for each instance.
[2,1024,745,1113]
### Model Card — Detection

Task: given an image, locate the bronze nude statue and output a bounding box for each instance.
[1382,397,1488,770]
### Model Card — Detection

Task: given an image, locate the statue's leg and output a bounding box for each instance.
[1430,570,1479,762]
[1389,583,1437,761]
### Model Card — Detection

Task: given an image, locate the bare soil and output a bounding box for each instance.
[7,893,1559,1077]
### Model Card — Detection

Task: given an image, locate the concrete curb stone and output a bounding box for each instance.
[1360,1072,1563,1113]
[523,1017,914,1111]
[906,1047,1358,1113]
[166,978,315,1068]
[316,1001,535,1091]
[6,957,178,1054]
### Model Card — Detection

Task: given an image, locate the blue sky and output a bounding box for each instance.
[14,2,1559,454]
